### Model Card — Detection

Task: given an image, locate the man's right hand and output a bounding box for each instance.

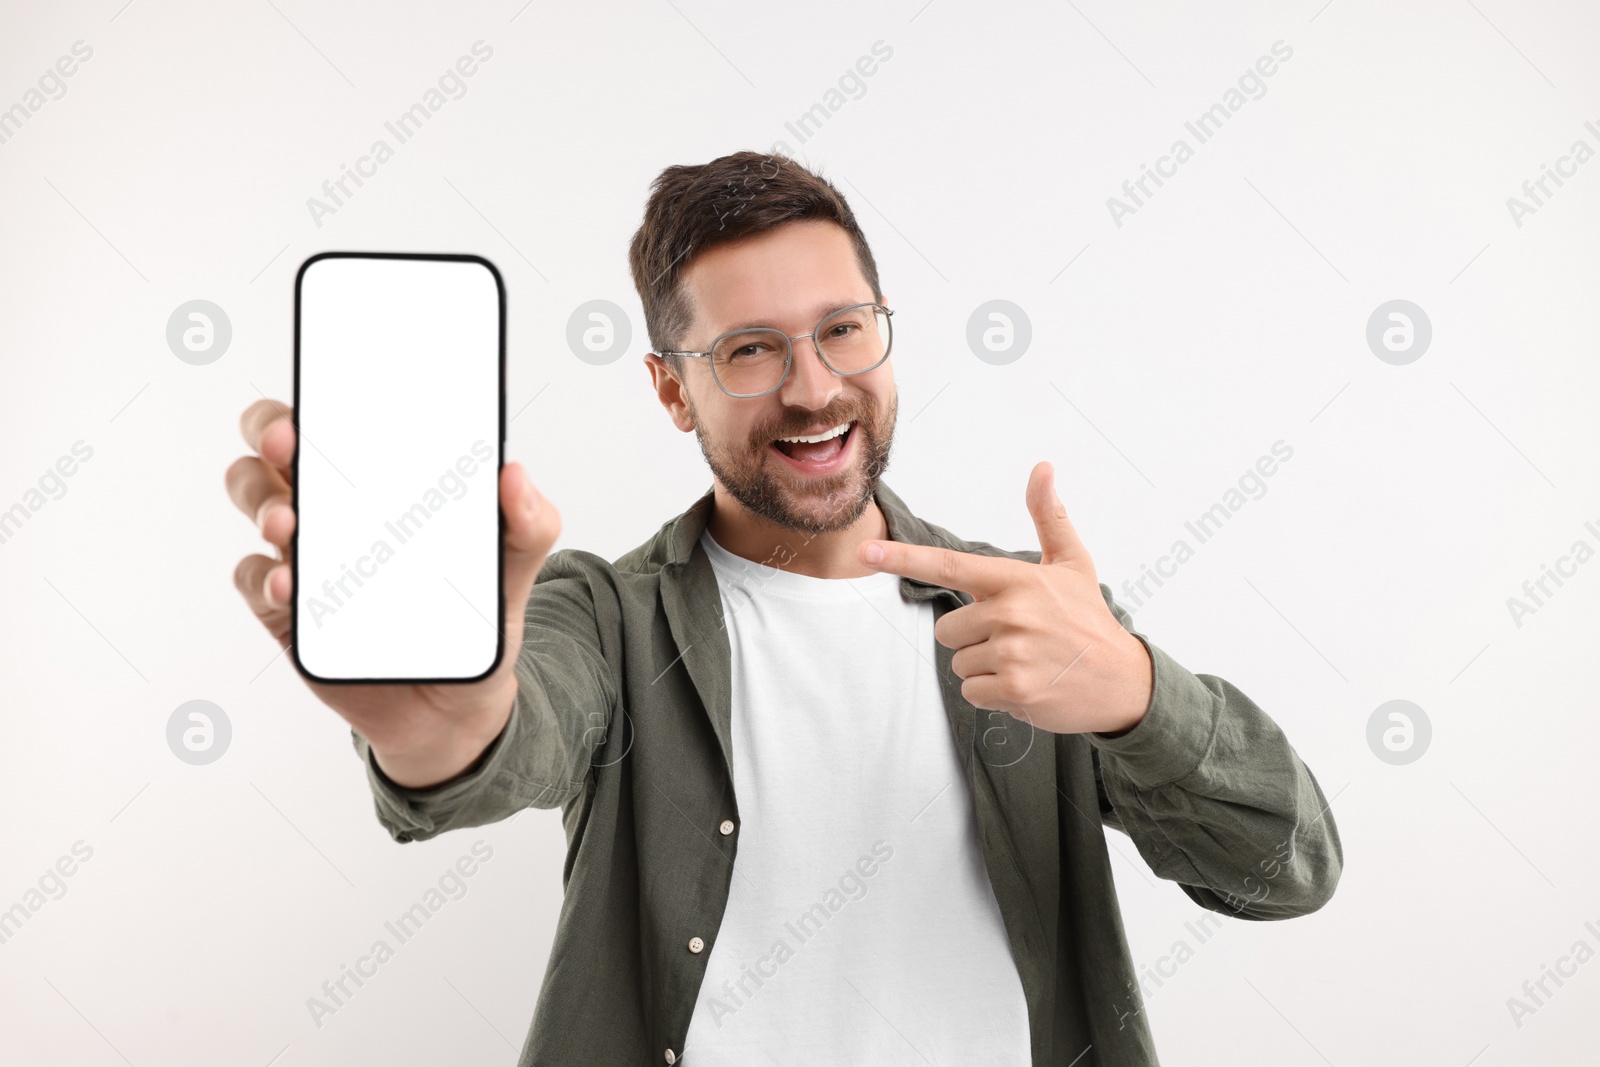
[226,398,561,788]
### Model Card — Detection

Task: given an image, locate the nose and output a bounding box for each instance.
[776,333,844,410]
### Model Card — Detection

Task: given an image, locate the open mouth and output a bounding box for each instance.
[769,420,855,472]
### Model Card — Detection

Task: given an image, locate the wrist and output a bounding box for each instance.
[1097,634,1153,738]
[371,691,515,790]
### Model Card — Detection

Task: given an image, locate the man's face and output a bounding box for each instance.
[662,219,898,537]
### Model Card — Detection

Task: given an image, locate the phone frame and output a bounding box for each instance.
[289,250,507,685]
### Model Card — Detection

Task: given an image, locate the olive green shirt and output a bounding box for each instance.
[351,479,1343,1066]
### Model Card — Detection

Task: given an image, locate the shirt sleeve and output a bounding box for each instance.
[1086,582,1344,919]
[350,549,620,844]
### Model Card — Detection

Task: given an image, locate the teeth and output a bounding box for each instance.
[776,421,850,445]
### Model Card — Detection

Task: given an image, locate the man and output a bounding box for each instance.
[228,150,1342,1066]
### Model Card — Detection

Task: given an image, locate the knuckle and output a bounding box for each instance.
[995,638,1024,667]
[224,455,251,492]
[991,601,1022,632]
[241,399,269,434]
[233,556,260,597]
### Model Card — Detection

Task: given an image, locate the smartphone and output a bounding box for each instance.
[291,252,505,684]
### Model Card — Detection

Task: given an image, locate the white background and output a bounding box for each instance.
[0,1,1596,1065]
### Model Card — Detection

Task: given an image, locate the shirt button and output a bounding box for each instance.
[688,936,705,953]
[719,819,735,835]
[665,1050,676,1064]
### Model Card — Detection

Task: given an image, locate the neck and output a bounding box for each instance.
[705,483,889,579]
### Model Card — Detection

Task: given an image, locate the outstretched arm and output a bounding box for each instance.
[354,551,620,844]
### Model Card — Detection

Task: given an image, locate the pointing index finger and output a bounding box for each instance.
[860,540,1012,599]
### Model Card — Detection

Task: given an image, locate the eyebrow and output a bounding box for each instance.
[719,300,869,335]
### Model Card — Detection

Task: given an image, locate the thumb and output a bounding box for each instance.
[1027,461,1089,569]
[501,462,561,606]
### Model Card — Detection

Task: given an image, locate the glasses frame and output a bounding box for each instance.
[659,302,895,398]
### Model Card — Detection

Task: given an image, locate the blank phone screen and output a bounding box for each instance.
[292,253,504,683]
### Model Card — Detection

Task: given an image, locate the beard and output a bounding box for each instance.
[689,391,898,537]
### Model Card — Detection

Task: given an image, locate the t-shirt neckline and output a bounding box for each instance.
[699,527,901,600]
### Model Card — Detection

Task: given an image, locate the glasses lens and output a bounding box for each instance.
[816,305,891,374]
[710,329,789,396]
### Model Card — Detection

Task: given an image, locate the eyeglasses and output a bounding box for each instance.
[659,302,894,398]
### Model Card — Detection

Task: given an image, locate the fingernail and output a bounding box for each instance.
[264,567,282,607]
[862,542,884,564]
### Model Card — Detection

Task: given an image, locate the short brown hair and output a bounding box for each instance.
[628,150,884,375]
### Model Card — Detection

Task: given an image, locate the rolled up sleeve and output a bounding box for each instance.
[350,550,620,844]
[1088,583,1344,919]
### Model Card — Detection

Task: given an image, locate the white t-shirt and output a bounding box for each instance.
[681,528,1031,1065]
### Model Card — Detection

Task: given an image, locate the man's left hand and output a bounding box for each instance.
[859,461,1153,737]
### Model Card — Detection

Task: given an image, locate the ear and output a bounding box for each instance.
[644,353,695,432]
